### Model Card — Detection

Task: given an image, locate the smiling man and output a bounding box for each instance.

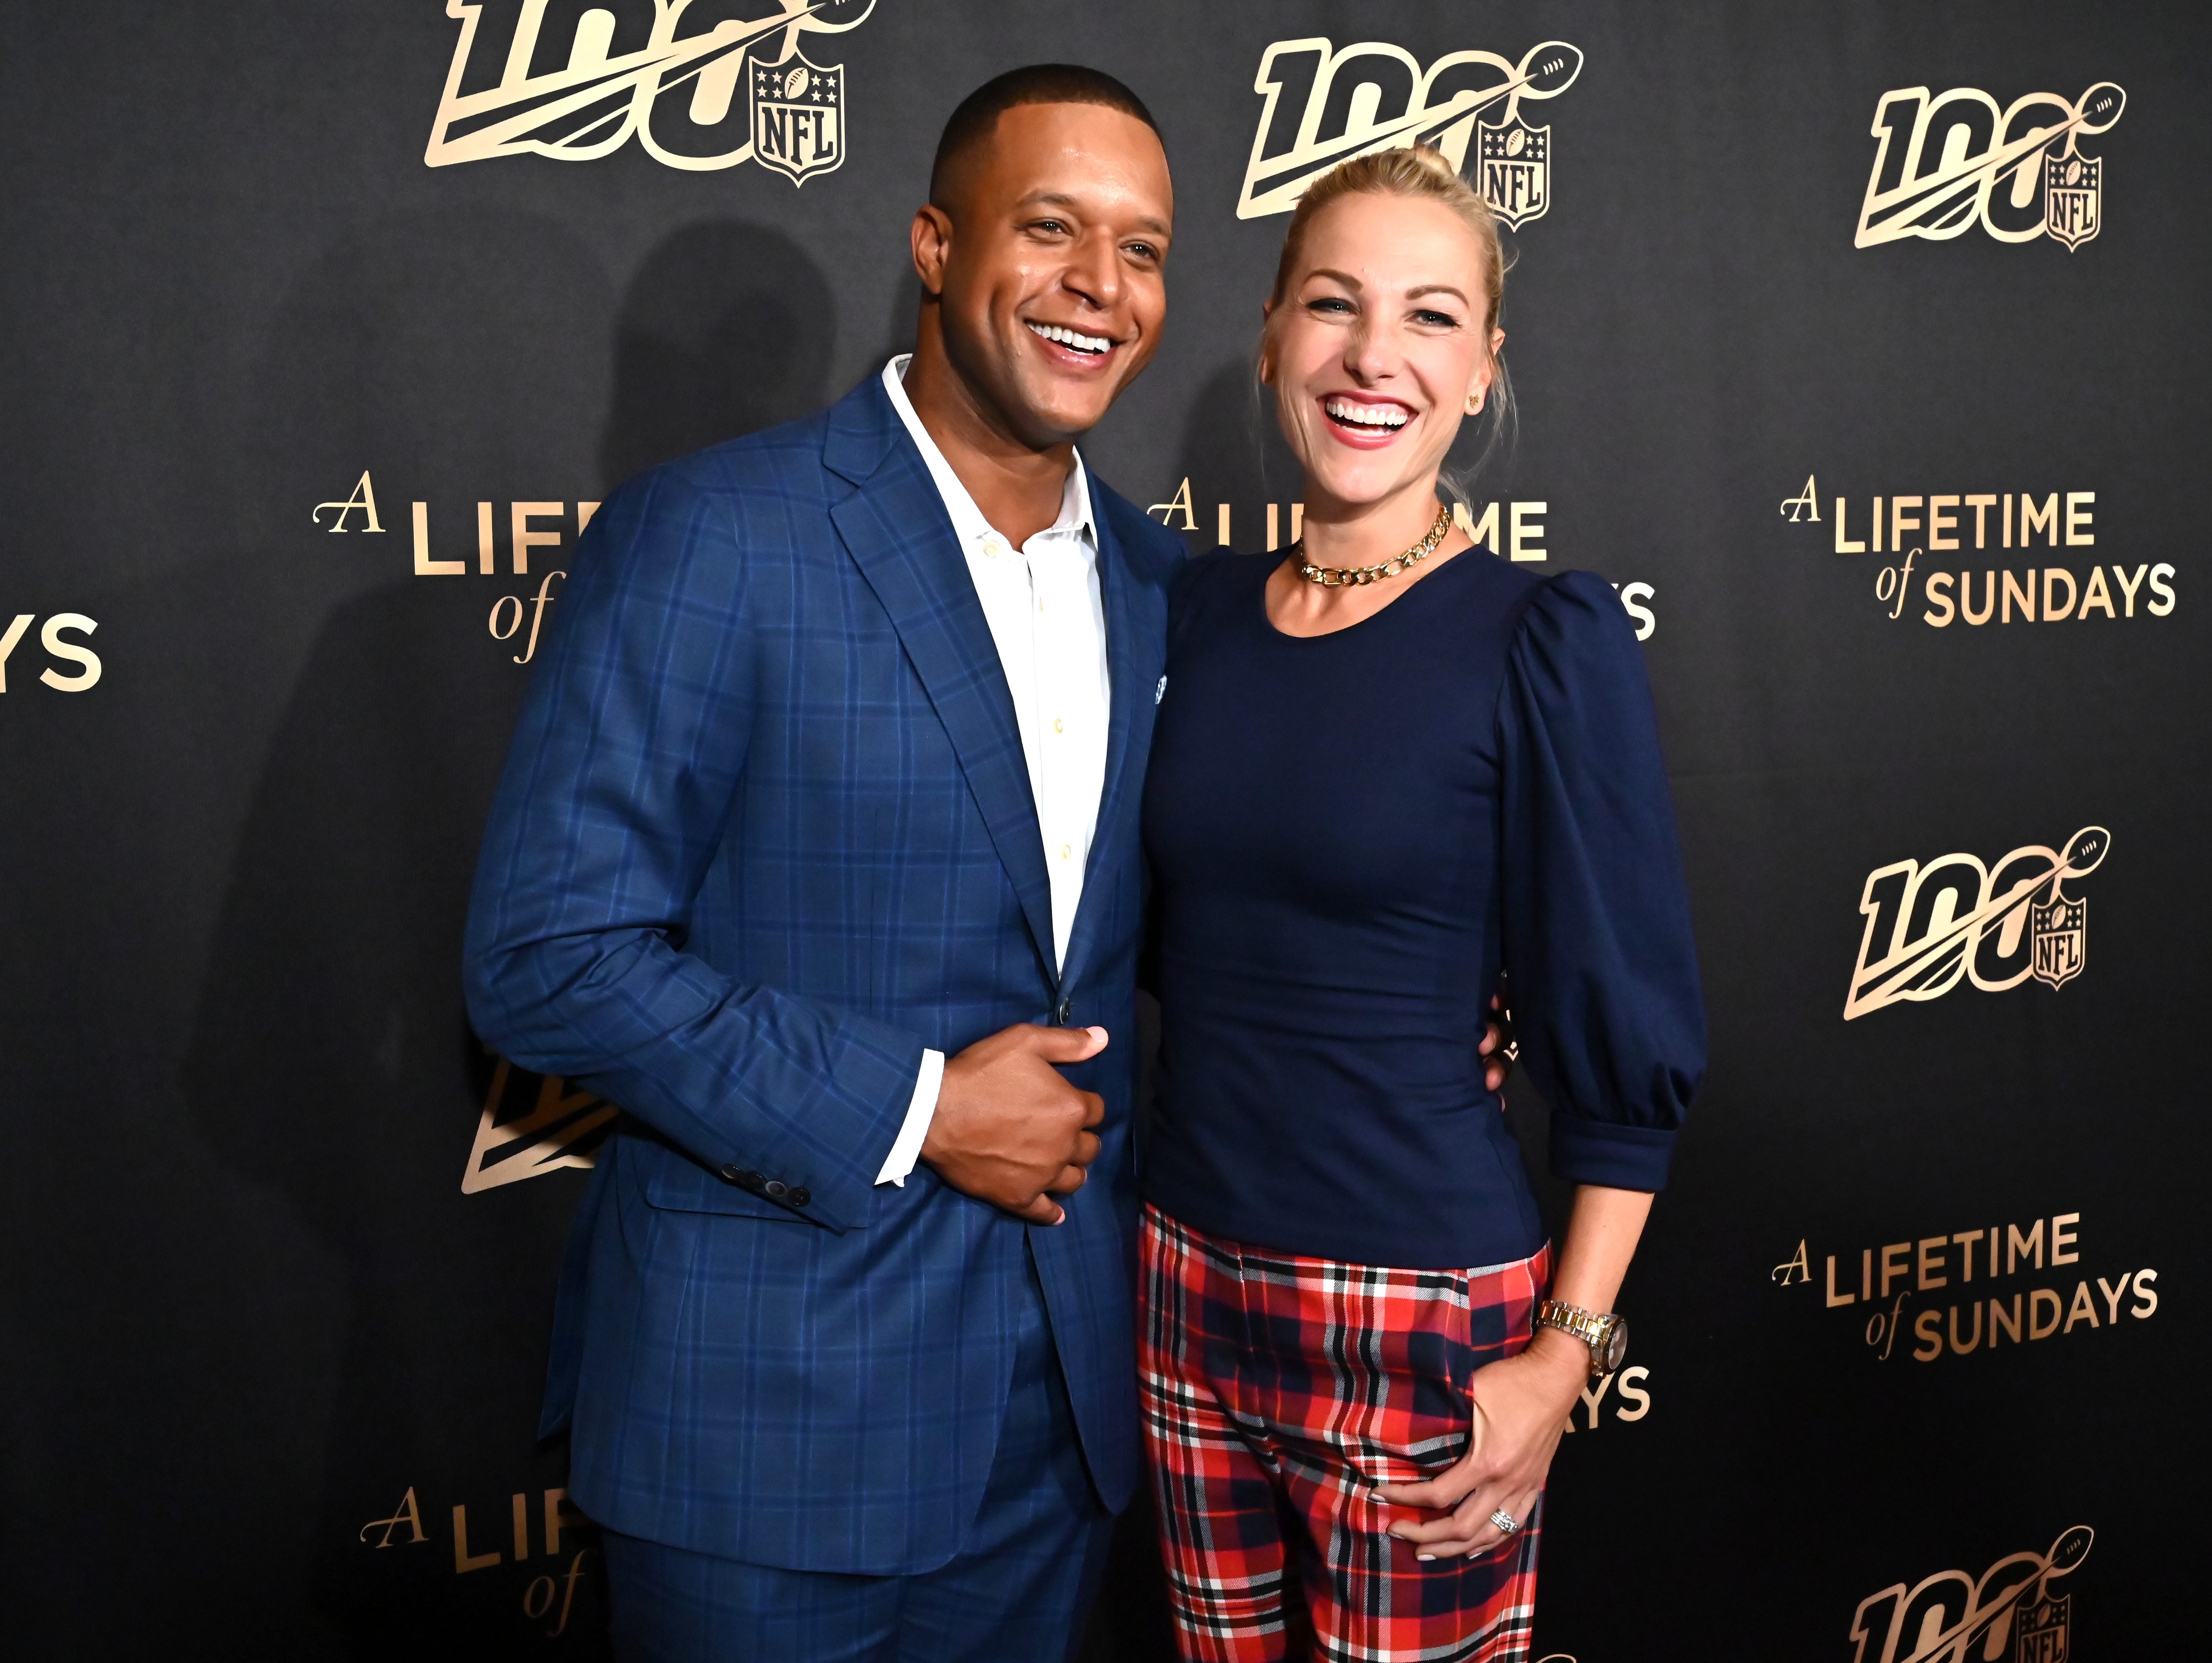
[463,66,1183,1663]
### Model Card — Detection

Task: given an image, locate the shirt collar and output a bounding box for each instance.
[883,355,1095,551]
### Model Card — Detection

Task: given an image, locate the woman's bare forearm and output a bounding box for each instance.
[1525,1184,1654,1371]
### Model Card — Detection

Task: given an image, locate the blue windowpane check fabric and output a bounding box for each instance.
[463,373,1183,1575]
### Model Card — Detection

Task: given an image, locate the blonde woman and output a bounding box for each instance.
[1137,147,1705,1661]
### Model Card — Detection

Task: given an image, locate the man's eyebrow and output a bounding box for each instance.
[1016,191,1171,237]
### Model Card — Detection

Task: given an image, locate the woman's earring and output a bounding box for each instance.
[1465,390,1485,415]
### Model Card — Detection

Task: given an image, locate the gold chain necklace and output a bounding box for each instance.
[1293,502,1455,587]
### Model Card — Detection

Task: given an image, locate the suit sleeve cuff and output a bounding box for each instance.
[1548,1111,1676,1192]
[875,1049,943,1186]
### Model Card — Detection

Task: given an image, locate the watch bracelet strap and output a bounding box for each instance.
[1535,1298,1616,1352]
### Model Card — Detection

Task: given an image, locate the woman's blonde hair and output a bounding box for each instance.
[1261,144,1514,484]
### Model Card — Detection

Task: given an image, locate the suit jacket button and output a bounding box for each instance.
[788,1187,811,1207]
[1055,998,1073,1024]
[719,1163,745,1184]
[764,1179,788,1199]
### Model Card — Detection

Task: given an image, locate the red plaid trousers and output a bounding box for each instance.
[1139,1203,1551,1663]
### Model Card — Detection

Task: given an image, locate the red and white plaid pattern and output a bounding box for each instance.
[1139,1203,1551,1663]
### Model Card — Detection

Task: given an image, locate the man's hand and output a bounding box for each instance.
[1480,991,1515,1095]
[922,1024,1109,1225]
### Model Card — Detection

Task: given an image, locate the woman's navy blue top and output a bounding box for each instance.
[1140,549,1705,1270]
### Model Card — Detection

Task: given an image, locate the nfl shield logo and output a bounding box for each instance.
[2045,152,2101,250]
[750,49,845,185]
[2031,888,2086,989]
[1476,117,1550,229]
[2014,1593,2069,1663]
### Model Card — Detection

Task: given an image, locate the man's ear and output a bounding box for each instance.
[911,204,954,296]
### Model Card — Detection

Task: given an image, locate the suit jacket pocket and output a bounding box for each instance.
[631,1137,807,1222]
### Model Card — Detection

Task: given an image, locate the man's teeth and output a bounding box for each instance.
[1324,399,1410,429]
[1028,322,1112,354]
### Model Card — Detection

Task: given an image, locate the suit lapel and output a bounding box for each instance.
[827,386,1057,983]
[1060,493,1160,991]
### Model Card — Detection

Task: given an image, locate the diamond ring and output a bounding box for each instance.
[1489,1509,1520,1535]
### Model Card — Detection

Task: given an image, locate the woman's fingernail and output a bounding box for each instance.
[1415,1553,1435,1563]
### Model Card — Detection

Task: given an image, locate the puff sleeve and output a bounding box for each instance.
[1497,571,1705,1190]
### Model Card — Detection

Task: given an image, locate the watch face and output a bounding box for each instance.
[1598,1318,1629,1374]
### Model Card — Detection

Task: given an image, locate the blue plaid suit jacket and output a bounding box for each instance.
[463,372,1182,1574]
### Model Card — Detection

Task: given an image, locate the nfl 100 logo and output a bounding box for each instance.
[750,50,844,183]
[1848,1526,2088,1663]
[1236,37,1581,226]
[1843,827,2107,1020]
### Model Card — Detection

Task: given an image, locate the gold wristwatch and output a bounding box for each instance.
[1534,1299,1628,1375]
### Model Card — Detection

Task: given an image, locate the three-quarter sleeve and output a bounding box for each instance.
[1498,571,1706,1191]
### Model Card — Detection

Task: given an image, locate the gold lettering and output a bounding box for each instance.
[576,500,601,535]
[1779,474,1820,522]
[479,502,497,575]
[412,502,467,576]
[2008,1220,2044,1273]
[1950,1229,1982,1282]
[1146,477,1196,530]
[2062,1280,2099,1333]
[1509,501,1547,562]
[1824,1253,1855,1306]
[1833,496,1865,553]
[2064,491,2095,546]
[2050,1212,2080,1265]
[0,614,34,693]
[1911,1308,1942,1361]
[359,1486,428,1548]
[2043,568,2077,621]
[452,1503,502,1573]
[1879,1241,1912,1298]
[2028,1287,2062,1340]
[2078,565,2116,619]
[1926,494,1959,550]
[1961,570,1995,625]
[1455,500,1500,553]
[1948,1302,1980,1355]
[1915,1237,1948,1290]
[544,1488,587,1557]
[1963,493,1995,549]
[512,501,564,576]
[1989,1294,2021,1346]
[512,1492,531,1561]
[2020,493,2059,546]
[2001,568,2036,622]
[313,469,385,533]
[1922,570,1955,626]
[1889,495,1922,542]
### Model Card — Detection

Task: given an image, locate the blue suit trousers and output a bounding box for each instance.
[601,1246,1113,1663]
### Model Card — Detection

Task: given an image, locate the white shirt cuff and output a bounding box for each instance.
[875,1048,944,1186]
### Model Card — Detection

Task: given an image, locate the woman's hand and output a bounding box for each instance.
[1372,1326,1586,1558]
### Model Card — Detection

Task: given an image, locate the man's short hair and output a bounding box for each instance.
[929,64,1161,208]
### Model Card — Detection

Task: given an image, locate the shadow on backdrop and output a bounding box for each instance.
[599,220,836,491]
[183,208,619,1659]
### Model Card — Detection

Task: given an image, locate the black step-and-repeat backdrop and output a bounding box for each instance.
[6,4,2206,1658]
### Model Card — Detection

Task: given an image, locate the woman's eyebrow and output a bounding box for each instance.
[1405,284,1469,303]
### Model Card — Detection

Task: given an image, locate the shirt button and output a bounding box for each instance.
[983,538,1002,558]
[1053,717,1064,734]
[1060,844,1071,860]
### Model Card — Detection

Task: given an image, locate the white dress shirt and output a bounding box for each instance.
[874,355,1112,1186]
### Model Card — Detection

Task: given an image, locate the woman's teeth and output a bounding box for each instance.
[1028,322,1112,355]
[1324,398,1410,431]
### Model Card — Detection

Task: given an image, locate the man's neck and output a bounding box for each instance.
[902,335,1075,548]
